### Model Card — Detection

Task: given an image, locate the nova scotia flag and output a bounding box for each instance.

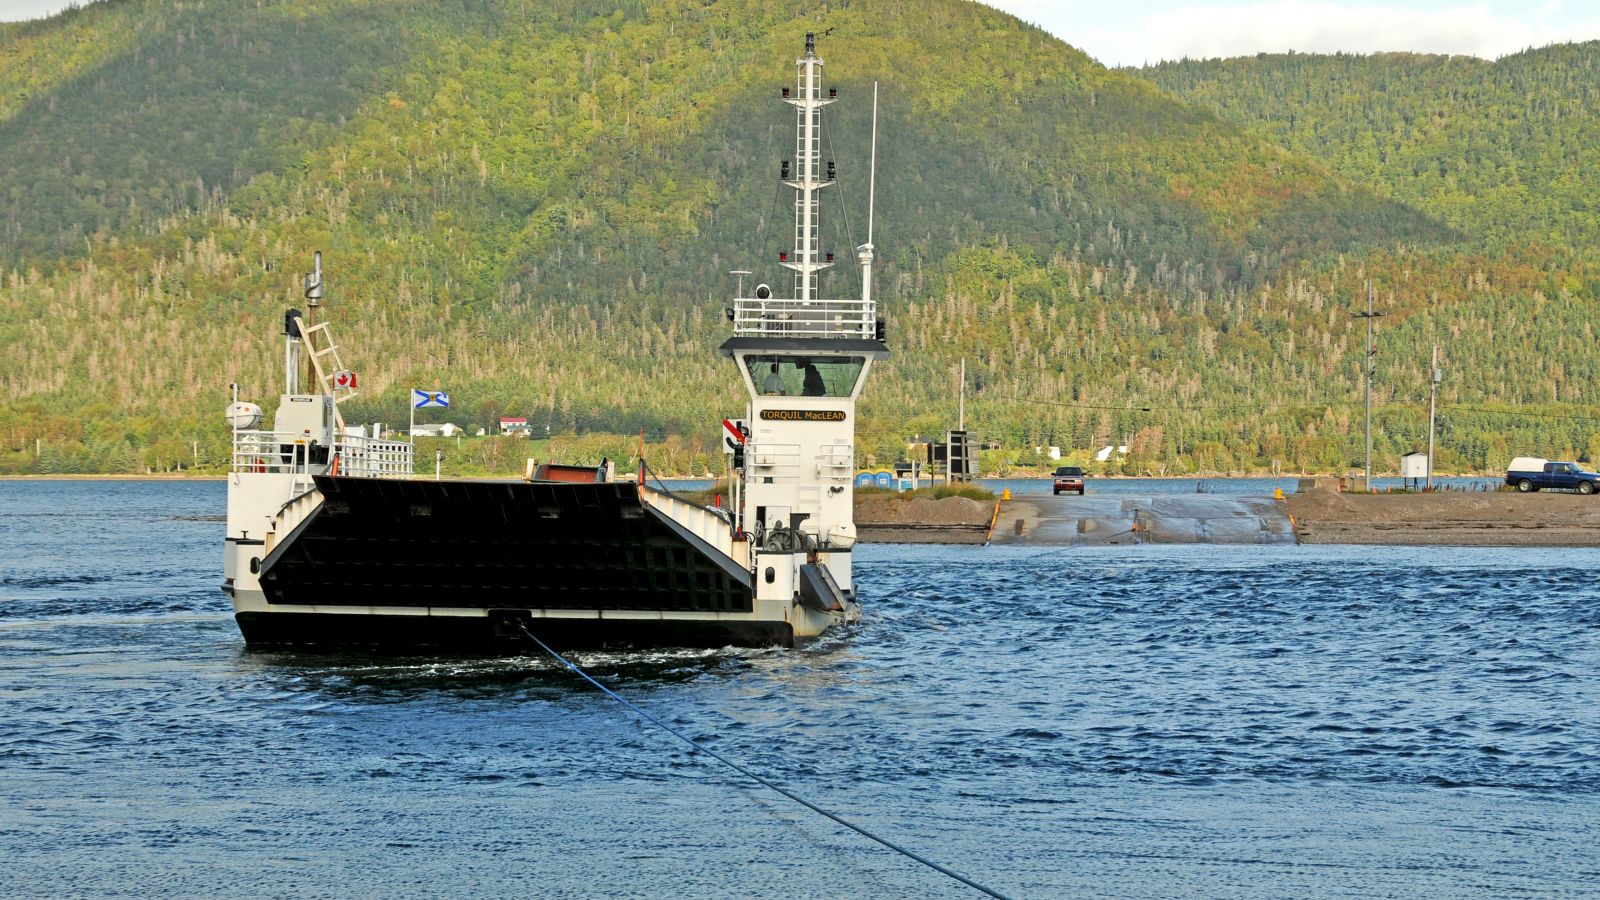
[413,389,450,409]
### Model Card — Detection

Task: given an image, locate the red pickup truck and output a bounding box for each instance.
[1052,466,1086,495]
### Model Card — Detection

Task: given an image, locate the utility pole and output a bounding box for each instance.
[1352,282,1386,491]
[1427,345,1440,491]
[958,358,966,431]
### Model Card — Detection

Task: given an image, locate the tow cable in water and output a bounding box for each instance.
[516,625,1009,899]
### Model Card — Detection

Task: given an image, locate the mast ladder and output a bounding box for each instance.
[300,320,354,426]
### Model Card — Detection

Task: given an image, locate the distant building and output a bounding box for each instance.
[1095,445,1128,462]
[410,423,462,438]
[499,417,531,436]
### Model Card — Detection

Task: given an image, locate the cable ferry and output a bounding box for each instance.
[222,35,887,649]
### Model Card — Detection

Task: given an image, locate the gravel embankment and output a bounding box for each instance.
[854,495,996,544]
[1285,488,1600,545]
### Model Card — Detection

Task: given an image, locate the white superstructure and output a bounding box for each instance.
[719,32,887,633]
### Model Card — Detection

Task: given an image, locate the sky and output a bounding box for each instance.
[991,0,1600,67]
[2,0,1599,68]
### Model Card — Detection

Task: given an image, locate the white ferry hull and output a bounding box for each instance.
[229,588,807,649]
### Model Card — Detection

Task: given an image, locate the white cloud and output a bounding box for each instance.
[987,1,1600,67]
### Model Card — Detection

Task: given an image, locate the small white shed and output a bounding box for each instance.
[1400,451,1428,479]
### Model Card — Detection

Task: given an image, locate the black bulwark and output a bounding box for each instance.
[257,476,754,614]
[718,336,889,358]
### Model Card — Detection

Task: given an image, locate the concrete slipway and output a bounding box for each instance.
[990,494,1297,546]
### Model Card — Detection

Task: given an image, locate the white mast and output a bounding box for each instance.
[859,81,878,307]
[781,33,835,304]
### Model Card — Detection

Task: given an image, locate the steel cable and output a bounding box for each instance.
[516,625,1009,899]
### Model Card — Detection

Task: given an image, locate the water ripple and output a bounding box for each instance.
[1,483,1598,896]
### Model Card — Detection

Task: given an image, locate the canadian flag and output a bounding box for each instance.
[332,370,358,390]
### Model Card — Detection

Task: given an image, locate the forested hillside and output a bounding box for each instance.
[1140,44,1600,247]
[1,0,1597,476]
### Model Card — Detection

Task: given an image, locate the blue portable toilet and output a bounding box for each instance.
[874,471,893,489]
[856,472,875,488]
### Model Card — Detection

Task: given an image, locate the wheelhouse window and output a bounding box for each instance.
[745,355,866,398]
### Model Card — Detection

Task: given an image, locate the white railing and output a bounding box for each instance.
[748,441,802,482]
[814,446,854,481]
[643,490,749,570]
[336,434,414,478]
[231,430,414,479]
[732,297,875,339]
[265,489,324,556]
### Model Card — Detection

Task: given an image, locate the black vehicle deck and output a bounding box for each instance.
[256,477,754,615]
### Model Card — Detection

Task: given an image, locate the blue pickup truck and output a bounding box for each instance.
[1505,457,1600,494]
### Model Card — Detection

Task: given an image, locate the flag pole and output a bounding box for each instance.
[410,393,416,445]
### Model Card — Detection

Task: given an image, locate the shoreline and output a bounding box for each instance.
[858,491,1600,548]
[0,472,1505,482]
[0,473,228,481]
[1284,489,1600,547]
[13,478,1592,549]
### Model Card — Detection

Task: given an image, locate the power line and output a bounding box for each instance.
[992,395,1369,413]
[1439,405,1600,422]
[992,396,1600,424]
[823,106,863,302]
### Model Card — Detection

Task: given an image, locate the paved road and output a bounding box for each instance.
[991,494,1297,545]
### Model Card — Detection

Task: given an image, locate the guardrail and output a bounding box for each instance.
[337,434,414,478]
[814,446,854,481]
[643,490,747,570]
[231,430,414,478]
[732,297,875,339]
[748,442,801,481]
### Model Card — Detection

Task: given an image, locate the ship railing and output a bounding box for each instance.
[642,490,749,570]
[231,430,414,478]
[747,441,802,482]
[265,488,324,557]
[814,446,854,481]
[732,297,875,339]
[232,430,314,475]
[334,434,415,478]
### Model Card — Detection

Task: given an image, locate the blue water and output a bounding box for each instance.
[2,480,1596,897]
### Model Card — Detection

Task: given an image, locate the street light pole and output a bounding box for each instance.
[1352,282,1387,492]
